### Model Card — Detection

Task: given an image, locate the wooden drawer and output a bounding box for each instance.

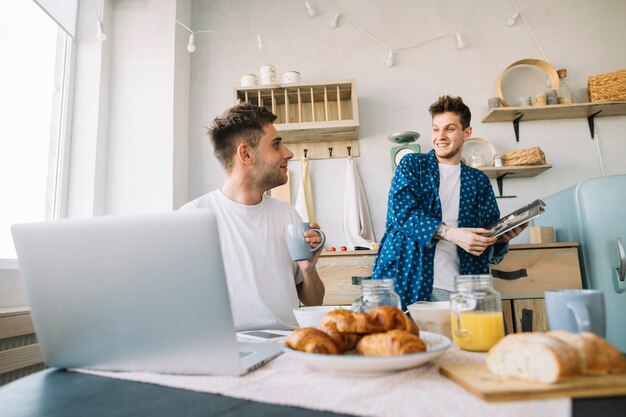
[495,243,582,334]
[0,308,44,386]
[317,251,376,305]
[490,242,582,299]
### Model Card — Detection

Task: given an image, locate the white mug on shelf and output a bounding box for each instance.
[282,71,300,84]
[260,65,277,85]
[240,74,258,87]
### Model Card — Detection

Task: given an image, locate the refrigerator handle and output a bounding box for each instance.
[614,237,626,294]
[617,237,625,281]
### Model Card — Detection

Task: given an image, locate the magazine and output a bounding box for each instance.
[484,199,546,238]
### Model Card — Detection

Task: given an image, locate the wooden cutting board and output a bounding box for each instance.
[440,363,626,402]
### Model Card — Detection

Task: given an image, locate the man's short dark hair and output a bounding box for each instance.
[428,95,471,130]
[208,103,278,171]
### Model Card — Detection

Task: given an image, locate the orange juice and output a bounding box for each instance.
[450,311,504,352]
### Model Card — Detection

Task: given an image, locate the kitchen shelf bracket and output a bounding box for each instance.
[512,113,524,143]
[587,110,602,139]
[495,172,517,199]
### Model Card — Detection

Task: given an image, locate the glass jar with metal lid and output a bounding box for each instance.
[352,279,401,312]
[450,274,505,352]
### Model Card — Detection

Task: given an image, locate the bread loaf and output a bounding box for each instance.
[487,331,626,383]
[548,331,626,375]
[486,333,581,383]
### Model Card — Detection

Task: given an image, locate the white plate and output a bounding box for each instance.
[461,137,496,167]
[283,331,451,375]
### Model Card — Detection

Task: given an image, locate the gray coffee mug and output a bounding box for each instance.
[545,289,605,337]
[285,223,326,261]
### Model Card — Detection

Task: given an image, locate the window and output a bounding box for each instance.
[0,1,73,260]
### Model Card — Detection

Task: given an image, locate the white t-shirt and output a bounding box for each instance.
[434,163,461,291]
[180,190,304,330]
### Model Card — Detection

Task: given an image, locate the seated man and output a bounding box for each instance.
[372,95,525,308]
[180,103,324,330]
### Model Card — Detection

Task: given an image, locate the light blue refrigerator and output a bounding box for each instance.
[534,174,626,352]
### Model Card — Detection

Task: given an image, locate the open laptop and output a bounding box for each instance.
[11,210,283,376]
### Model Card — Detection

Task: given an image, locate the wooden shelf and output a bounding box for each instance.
[479,164,552,179]
[479,165,552,198]
[481,101,626,123]
[235,80,359,160]
[481,101,626,142]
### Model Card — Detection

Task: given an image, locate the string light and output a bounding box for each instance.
[385,50,395,67]
[90,0,106,42]
[96,19,107,41]
[304,1,316,18]
[187,33,196,53]
[147,0,473,63]
[507,11,520,26]
[455,33,466,50]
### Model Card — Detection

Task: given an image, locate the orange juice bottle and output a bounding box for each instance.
[450,275,504,352]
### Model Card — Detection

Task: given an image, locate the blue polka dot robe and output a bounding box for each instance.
[371,150,508,309]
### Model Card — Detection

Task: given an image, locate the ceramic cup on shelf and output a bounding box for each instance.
[282,71,301,84]
[260,65,277,85]
[240,74,258,87]
[488,97,501,109]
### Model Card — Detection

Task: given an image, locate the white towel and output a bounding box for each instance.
[294,158,315,223]
[344,155,375,249]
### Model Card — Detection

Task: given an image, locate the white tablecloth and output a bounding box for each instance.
[76,345,570,417]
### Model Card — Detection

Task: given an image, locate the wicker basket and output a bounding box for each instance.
[500,147,546,166]
[587,68,626,102]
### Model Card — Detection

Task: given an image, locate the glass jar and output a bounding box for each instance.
[352,279,401,312]
[450,274,504,352]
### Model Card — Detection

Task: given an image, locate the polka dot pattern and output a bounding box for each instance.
[372,150,505,309]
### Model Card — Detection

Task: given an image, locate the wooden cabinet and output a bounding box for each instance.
[490,242,582,334]
[316,243,583,335]
[235,80,359,160]
[317,250,376,306]
[0,307,44,386]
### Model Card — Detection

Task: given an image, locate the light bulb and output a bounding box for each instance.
[330,12,340,28]
[385,50,395,67]
[507,12,519,26]
[187,33,196,53]
[304,1,316,18]
[456,33,466,50]
[256,33,264,50]
[96,20,107,42]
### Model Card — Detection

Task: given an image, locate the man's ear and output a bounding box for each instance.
[463,126,473,141]
[236,143,253,166]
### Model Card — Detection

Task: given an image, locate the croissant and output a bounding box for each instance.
[325,309,386,334]
[366,306,419,336]
[285,327,341,354]
[319,311,363,351]
[356,330,427,356]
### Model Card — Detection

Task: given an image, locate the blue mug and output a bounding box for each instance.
[285,223,326,261]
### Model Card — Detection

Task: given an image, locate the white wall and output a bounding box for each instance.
[186,0,626,248]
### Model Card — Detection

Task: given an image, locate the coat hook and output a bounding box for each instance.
[347,146,352,156]
[303,148,308,158]
[328,147,333,157]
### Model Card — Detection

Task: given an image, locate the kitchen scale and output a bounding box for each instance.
[389,131,421,172]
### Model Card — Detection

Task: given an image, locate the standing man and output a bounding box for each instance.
[372,96,525,308]
[180,103,325,330]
